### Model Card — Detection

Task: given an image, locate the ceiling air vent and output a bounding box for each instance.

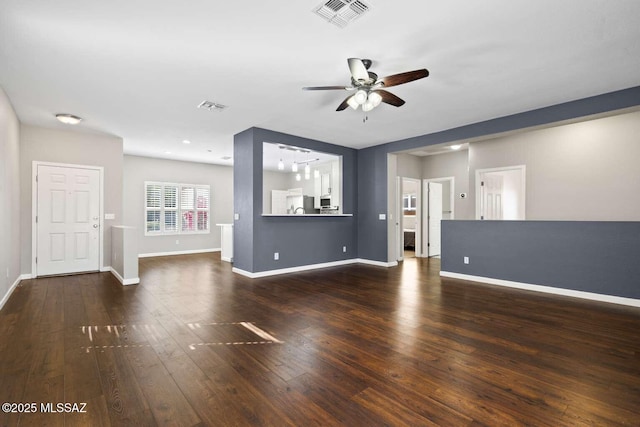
[313,0,371,28]
[198,100,228,112]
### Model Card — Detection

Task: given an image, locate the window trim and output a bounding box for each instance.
[144,181,211,236]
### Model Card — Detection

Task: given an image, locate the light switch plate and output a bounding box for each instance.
[379,214,386,220]
[105,213,115,220]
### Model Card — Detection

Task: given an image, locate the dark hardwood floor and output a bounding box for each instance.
[1,253,639,426]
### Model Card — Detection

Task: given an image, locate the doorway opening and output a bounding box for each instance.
[476,165,526,220]
[397,177,422,260]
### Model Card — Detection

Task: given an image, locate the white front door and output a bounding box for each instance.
[427,182,443,256]
[36,165,101,276]
[481,173,504,220]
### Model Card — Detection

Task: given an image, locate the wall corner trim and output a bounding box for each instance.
[109,267,140,286]
[440,271,640,308]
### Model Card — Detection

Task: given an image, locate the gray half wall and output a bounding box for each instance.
[441,220,640,299]
[356,86,640,263]
[234,127,357,273]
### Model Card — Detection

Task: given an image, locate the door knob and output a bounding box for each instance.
[93,224,99,228]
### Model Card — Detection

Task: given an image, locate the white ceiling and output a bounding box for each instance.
[1,1,639,165]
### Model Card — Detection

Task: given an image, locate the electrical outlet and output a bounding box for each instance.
[342,246,347,253]
[464,256,469,264]
[234,213,239,220]
[274,252,279,260]
[379,213,386,220]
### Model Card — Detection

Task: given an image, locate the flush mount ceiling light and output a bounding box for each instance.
[182,139,191,144]
[55,113,83,125]
[450,144,462,150]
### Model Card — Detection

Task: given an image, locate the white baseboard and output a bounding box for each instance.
[233,259,359,278]
[109,267,140,286]
[0,274,29,311]
[138,248,220,258]
[440,271,640,308]
[221,256,233,262]
[100,266,111,272]
[356,258,398,268]
[232,258,398,278]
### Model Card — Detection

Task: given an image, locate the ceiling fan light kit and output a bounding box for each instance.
[303,58,429,113]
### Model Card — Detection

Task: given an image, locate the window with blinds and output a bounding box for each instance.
[145,182,211,235]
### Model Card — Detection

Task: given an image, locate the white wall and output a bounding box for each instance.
[262,170,291,214]
[19,124,123,274]
[469,110,640,220]
[422,149,471,219]
[123,155,233,255]
[397,153,422,179]
[0,87,21,307]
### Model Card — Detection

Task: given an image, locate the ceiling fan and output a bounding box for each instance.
[303,58,429,112]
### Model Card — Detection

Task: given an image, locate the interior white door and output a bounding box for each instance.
[481,173,504,220]
[37,165,101,276]
[427,182,443,256]
[396,177,403,261]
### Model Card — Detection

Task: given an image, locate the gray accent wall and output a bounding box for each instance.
[357,145,388,262]
[441,220,640,299]
[356,86,640,263]
[19,124,123,273]
[233,128,257,272]
[234,127,357,273]
[0,87,20,304]
[123,155,233,255]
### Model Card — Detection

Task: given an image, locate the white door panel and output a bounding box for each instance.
[481,173,504,220]
[37,165,100,276]
[427,182,443,256]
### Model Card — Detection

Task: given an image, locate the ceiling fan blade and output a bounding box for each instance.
[348,58,370,83]
[375,90,406,107]
[378,69,429,88]
[336,96,352,111]
[302,85,350,91]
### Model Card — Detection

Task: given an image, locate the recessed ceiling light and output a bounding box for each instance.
[450,144,462,150]
[55,113,83,125]
[221,156,232,161]
[164,151,171,154]
[182,140,191,144]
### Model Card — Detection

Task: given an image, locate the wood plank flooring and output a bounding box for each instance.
[1,253,639,426]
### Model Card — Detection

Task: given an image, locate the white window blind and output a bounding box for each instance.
[145,182,211,235]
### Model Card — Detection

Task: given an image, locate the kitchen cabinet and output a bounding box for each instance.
[321,173,331,196]
[312,159,341,210]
